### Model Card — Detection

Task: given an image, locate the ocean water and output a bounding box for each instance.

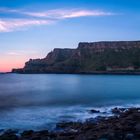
[0,74,140,131]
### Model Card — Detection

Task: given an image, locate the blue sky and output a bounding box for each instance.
[0,0,140,72]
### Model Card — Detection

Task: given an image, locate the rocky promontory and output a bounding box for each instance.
[12,41,140,74]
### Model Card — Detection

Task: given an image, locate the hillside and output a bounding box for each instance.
[12,41,140,74]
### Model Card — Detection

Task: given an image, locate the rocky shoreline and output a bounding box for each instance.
[0,107,140,140]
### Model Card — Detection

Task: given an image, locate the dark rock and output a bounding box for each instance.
[111,107,126,114]
[135,123,140,132]
[0,130,18,140]
[89,109,100,113]
[56,122,82,130]
[21,130,34,138]
[37,130,49,136]
[125,133,134,140]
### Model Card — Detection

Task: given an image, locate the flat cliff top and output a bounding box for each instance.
[12,40,140,74]
[78,41,140,49]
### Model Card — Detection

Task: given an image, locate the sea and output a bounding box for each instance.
[0,74,140,131]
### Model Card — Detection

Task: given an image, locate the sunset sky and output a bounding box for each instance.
[0,0,140,72]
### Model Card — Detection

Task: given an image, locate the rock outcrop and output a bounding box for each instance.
[12,41,140,74]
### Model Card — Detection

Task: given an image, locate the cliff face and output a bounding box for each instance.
[12,41,140,74]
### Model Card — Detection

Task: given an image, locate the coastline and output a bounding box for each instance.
[0,107,140,140]
[10,71,140,75]
[11,41,140,75]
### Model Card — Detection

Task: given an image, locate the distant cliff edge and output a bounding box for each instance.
[12,41,140,74]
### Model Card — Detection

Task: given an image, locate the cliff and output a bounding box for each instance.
[12,41,140,74]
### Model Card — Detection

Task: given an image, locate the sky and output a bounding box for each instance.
[0,0,140,72]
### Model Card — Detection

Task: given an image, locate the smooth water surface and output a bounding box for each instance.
[0,74,140,130]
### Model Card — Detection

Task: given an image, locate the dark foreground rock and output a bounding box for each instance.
[1,107,140,140]
[111,107,127,114]
[89,109,100,113]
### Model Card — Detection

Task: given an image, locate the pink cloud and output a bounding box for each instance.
[0,8,114,19]
[6,50,38,56]
[0,8,115,32]
[0,19,53,32]
[24,9,114,19]
[0,7,20,13]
